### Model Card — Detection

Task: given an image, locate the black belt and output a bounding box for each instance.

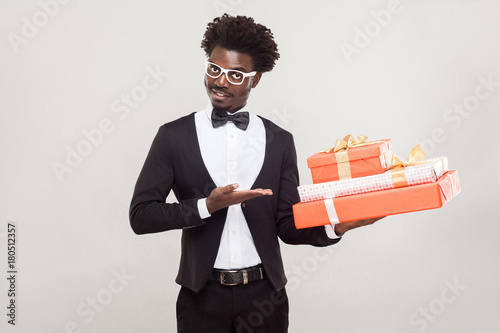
[210,265,265,286]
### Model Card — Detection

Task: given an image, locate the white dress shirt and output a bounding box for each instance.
[194,103,339,270]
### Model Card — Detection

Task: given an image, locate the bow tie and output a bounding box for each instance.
[211,108,249,130]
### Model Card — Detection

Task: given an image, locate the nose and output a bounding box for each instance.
[215,72,230,88]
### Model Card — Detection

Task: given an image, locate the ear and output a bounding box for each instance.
[251,72,262,88]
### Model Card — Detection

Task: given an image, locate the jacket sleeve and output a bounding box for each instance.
[276,133,341,247]
[129,125,206,234]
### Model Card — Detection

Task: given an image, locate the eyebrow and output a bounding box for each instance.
[209,60,249,73]
[230,66,248,72]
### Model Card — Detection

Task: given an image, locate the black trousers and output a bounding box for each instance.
[176,277,289,333]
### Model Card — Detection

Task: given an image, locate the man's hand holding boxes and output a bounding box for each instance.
[293,134,461,229]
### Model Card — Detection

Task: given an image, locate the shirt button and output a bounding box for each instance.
[232,231,237,236]
[233,255,238,260]
[231,207,235,211]
[230,134,235,139]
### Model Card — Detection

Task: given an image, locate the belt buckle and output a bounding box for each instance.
[242,270,248,285]
[220,270,239,286]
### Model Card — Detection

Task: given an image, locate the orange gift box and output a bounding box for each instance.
[307,139,392,184]
[293,170,460,229]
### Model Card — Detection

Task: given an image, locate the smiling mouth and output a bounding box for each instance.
[212,88,231,98]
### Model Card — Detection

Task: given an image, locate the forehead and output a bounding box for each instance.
[209,46,255,72]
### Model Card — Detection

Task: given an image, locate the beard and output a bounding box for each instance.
[212,106,231,113]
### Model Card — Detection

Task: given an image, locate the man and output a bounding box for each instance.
[130,14,381,332]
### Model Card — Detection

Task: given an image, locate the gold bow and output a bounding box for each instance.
[316,134,368,179]
[388,144,426,187]
[320,134,369,154]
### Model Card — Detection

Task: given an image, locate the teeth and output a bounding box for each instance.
[213,89,227,97]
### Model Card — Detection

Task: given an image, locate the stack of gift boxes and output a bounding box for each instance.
[293,135,461,229]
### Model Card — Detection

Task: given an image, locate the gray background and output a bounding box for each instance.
[1,0,499,332]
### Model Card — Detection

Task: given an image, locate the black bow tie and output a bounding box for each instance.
[211,109,249,131]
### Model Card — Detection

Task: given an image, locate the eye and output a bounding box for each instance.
[209,64,220,74]
[230,71,243,80]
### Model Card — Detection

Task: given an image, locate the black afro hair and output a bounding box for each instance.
[201,14,280,73]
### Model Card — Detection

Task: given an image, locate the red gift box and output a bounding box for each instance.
[307,138,392,184]
[293,170,460,229]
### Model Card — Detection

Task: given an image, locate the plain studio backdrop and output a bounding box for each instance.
[1,0,499,332]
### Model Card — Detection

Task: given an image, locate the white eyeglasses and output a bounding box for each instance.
[204,60,257,85]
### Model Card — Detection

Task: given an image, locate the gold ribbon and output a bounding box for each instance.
[388,144,426,187]
[335,151,351,179]
[322,135,364,179]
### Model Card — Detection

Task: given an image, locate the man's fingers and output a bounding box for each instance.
[366,216,385,224]
[248,188,272,194]
[235,189,272,200]
[224,189,273,206]
[358,216,385,226]
[220,183,238,194]
[207,186,273,214]
[245,189,273,197]
[257,189,273,195]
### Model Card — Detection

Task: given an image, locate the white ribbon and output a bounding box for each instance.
[324,199,339,225]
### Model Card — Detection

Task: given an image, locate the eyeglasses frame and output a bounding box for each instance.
[204,60,257,85]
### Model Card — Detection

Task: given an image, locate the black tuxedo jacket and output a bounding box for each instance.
[130,112,339,293]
